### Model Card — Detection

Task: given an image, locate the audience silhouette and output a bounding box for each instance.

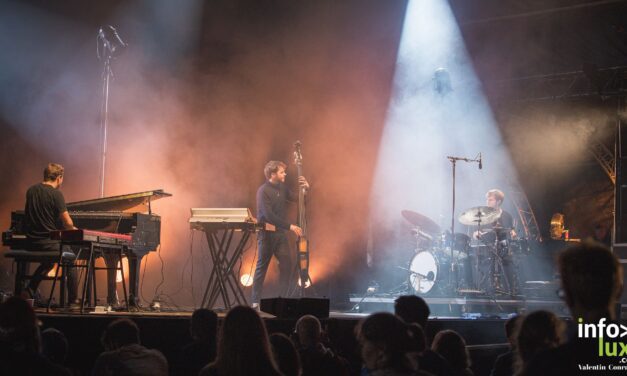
[200,305,281,376]
[0,296,70,375]
[395,295,454,375]
[270,332,302,376]
[431,329,473,376]
[294,314,349,376]
[514,310,564,375]
[179,308,218,376]
[489,314,522,376]
[92,318,168,376]
[357,312,432,375]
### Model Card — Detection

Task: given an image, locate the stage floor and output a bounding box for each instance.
[35,306,370,319]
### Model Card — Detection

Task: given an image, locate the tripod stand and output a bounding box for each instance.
[478,236,519,298]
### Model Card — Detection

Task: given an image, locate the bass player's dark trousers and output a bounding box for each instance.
[251,231,292,304]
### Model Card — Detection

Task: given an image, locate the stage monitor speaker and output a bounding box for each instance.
[260,297,330,319]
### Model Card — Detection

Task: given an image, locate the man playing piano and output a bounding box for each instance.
[23,163,78,304]
[251,160,309,308]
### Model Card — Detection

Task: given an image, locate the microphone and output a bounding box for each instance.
[98,25,127,57]
[108,25,127,49]
[479,153,482,170]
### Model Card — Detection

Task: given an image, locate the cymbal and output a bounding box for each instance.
[458,206,500,226]
[401,210,441,234]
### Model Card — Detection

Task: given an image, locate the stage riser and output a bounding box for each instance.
[354,300,568,318]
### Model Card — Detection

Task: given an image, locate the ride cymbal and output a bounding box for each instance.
[401,210,441,234]
[458,206,500,226]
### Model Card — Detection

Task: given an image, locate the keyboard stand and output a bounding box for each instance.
[198,222,255,310]
[81,242,129,313]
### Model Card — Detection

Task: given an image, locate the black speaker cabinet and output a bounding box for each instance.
[260,297,330,319]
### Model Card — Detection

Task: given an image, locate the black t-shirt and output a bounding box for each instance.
[493,209,514,241]
[478,209,514,244]
[23,183,67,240]
[495,210,513,229]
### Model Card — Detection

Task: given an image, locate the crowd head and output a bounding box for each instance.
[558,241,623,320]
[295,314,322,348]
[515,310,564,373]
[203,305,280,376]
[357,312,417,372]
[101,318,141,351]
[394,295,430,328]
[0,296,41,353]
[191,308,218,342]
[431,330,471,373]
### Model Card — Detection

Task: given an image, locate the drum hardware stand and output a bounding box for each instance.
[350,281,380,312]
[396,265,434,294]
[385,266,412,295]
[481,238,518,301]
[447,154,481,295]
[471,241,507,313]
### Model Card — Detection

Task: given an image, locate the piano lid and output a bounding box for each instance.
[67,189,172,212]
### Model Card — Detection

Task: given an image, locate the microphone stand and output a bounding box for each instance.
[96,26,126,198]
[98,54,112,198]
[446,155,481,294]
[97,33,114,198]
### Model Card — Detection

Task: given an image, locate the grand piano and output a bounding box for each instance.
[4,189,171,306]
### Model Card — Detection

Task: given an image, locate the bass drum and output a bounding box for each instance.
[409,251,449,295]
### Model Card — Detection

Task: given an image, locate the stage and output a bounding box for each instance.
[1,1,626,374]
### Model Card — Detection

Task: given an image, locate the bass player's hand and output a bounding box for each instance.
[290,224,303,237]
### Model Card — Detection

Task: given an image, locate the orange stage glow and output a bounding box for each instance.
[240,273,253,287]
[116,258,129,283]
[239,259,324,290]
[47,265,58,278]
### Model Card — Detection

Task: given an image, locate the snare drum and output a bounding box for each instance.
[437,232,470,260]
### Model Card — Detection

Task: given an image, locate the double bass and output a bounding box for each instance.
[293,141,311,296]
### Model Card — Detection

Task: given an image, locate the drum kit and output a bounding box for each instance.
[401,206,527,297]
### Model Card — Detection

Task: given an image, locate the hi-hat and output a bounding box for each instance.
[401,210,441,234]
[458,206,500,226]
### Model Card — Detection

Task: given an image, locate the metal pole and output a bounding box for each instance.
[98,58,111,198]
[450,160,456,291]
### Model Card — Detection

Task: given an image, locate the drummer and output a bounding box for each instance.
[474,189,516,241]
[475,189,520,296]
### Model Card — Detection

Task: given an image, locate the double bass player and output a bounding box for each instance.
[251,160,309,308]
